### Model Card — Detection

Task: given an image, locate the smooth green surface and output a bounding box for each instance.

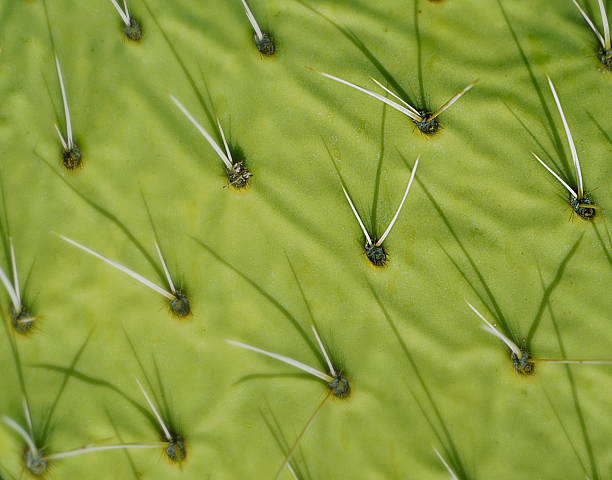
[0,0,610,478]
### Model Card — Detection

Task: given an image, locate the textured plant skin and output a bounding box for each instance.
[0,0,611,479]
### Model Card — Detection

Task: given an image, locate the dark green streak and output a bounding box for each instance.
[285,255,327,371]
[0,175,11,266]
[503,101,564,177]
[526,234,583,344]
[260,401,312,480]
[591,222,612,269]
[541,387,589,478]
[141,0,220,145]
[370,284,469,479]
[40,330,94,441]
[399,151,514,340]
[586,112,612,146]
[38,153,165,284]
[106,409,141,480]
[413,0,425,106]
[540,270,599,480]
[371,102,387,236]
[296,0,418,107]
[30,363,157,430]
[192,237,319,360]
[497,0,571,179]
[322,137,373,237]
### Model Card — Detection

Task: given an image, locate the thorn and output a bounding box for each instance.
[428,79,478,122]
[546,76,583,199]
[341,186,372,246]
[317,70,422,122]
[226,339,334,383]
[531,152,578,198]
[55,233,175,300]
[109,0,131,26]
[54,55,73,150]
[135,378,172,442]
[241,0,264,41]
[170,95,233,171]
[375,156,420,246]
[466,301,522,359]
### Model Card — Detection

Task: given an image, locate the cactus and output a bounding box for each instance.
[0,0,610,478]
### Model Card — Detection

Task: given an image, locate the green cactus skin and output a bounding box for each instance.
[0,0,610,479]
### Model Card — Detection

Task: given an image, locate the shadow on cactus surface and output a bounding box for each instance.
[0,0,610,478]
